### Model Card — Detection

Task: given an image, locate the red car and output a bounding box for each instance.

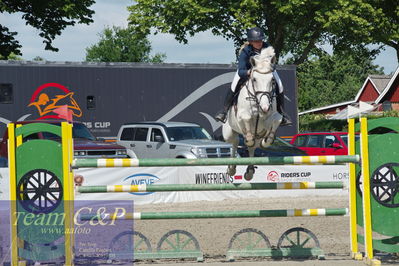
[290,132,358,156]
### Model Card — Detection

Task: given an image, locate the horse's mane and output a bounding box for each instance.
[260,46,275,58]
[252,46,275,73]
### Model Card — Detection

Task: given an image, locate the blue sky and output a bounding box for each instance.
[1,0,397,74]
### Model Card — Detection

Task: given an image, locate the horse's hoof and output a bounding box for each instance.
[260,140,270,148]
[244,172,253,181]
[227,166,236,176]
[245,139,255,147]
[244,166,256,181]
[261,136,275,148]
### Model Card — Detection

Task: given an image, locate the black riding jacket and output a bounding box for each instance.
[237,42,269,80]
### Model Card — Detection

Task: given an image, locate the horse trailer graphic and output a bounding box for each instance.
[0,61,298,139]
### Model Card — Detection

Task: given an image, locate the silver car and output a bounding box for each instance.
[117,121,233,159]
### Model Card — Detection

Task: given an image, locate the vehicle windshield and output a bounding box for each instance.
[72,123,96,140]
[42,123,96,141]
[166,126,212,141]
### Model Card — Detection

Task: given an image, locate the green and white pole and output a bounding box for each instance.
[77,181,345,193]
[72,155,360,168]
[80,208,349,221]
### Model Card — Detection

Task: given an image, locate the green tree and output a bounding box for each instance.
[127,0,399,63]
[297,50,384,112]
[325,0,399,61]
[33,56,45,61]
[0,0,95,59]
[85,26,166,63]
[0,52,22,60]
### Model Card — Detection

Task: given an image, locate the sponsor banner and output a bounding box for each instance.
[0,164,349,205]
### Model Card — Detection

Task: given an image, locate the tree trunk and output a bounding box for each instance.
[293,29,322,65]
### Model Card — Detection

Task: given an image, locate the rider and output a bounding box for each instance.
[214,27,292,126]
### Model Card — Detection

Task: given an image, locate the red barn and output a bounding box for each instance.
[299,67,398,118]
[375,67,399,111]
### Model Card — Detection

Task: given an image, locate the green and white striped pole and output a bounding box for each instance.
[77,181,345,193]
[72,155,360,168]
[80,208,349,221]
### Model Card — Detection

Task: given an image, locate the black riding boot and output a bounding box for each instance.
[276,91,292,126]
[215,89,235,123]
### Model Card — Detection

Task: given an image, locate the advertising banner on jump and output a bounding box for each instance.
[0,164,349,205]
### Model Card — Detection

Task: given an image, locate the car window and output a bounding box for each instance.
[134,128,148,141]
[120,128,135,141]
[166,127,211,141]
[340,135,360,145]
[294,135,307,146]
[306,135,323,147]
[150,128,163,142]
[270,137,295,148]
[324,135,339,147]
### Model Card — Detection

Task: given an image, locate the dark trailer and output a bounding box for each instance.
[0,61,298,139]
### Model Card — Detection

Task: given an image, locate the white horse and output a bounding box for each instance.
[223,46,282,181]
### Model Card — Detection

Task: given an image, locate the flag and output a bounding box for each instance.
[54,105,73,122]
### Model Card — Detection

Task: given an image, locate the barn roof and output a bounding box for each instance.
[354,74,391,101]
[369,75,392,93]
[375,66,399,104]
[298,100,355,115]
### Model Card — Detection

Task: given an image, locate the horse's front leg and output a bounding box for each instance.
[239,114,255,147]
[261,112,282,148]
[222,125,239,176]
[227,143,237,176]
[244,146,257,181]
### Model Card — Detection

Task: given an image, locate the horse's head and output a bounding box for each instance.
[249,46,276,113]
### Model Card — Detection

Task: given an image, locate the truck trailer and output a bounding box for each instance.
[0,61,298,139]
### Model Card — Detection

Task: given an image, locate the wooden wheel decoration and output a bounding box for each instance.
[17,169,63,214]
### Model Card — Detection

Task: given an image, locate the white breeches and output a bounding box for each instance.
[272,71,284,93]
[230,71,241,92]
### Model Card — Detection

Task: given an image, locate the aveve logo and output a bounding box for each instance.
[123,173,160,195]
[28,82,82,120]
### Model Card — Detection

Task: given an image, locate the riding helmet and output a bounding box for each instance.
[247,27,265,41]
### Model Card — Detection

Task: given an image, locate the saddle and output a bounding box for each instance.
[232,78,247,106]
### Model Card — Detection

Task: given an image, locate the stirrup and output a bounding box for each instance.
[215,112,227,123]
[280,115,292,126]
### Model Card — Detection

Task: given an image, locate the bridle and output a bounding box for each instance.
[246,69,273,111]
[243,65,274,138]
